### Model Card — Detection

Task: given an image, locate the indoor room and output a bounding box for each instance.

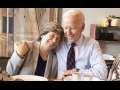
[0,8,120,81]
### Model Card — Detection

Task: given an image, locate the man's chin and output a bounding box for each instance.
[68,39,74,43]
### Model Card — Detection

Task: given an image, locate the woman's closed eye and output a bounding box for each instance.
[56,37,61,41]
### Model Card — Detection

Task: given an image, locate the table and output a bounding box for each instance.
[48,78,63,81]
[48,78,56,81]
[48,78,106,81]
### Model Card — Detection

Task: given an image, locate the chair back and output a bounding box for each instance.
[108,55,120,81]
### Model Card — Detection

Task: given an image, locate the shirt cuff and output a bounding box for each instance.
[10,51,25,66]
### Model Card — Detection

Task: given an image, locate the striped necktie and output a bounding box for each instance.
[67,43,76,70]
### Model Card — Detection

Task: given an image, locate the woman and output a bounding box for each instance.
[6,22,64,79]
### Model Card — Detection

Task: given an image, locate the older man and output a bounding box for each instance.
[56,9,108,80]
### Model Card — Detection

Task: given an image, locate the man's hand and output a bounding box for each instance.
[57,70,72,80]
[14,41,28,58]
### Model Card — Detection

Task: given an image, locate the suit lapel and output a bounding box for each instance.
[32,41,40,74]
[44,51,53,78]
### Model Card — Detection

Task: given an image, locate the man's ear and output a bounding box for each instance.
[81,23,85,32]
[41,35,43,38]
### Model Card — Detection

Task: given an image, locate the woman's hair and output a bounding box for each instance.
[37,22,64,41]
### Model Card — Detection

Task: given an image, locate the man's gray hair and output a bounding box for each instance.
[63,9,85,24]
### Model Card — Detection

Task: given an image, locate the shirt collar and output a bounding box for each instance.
[66,34,83,47]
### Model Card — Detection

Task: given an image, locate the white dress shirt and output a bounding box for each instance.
[55,34,108,80]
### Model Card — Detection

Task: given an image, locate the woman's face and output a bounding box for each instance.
[41,32,61,51]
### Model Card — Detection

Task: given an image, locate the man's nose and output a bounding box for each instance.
[66,28,71,35]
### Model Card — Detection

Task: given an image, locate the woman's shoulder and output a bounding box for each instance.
[50,50,56,56]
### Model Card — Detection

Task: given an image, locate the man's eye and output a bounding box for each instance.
[64,27,68,29]
[71,27,75,29]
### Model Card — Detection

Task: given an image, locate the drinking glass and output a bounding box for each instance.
[72,68,81,81]
[81,70,94,81]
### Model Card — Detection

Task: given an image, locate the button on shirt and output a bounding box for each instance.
[55,34,108,80]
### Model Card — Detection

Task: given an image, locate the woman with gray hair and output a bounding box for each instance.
[6,22,64,79]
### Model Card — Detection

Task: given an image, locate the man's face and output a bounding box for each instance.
[63,15,85,43]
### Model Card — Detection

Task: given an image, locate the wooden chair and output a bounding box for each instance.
[108,55,120,81]
[0,57,9,70]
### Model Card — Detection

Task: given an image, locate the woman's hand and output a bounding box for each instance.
[14,41,28,58]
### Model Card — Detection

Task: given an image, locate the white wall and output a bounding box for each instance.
[62,8,120,36]
[62,8,120,57]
